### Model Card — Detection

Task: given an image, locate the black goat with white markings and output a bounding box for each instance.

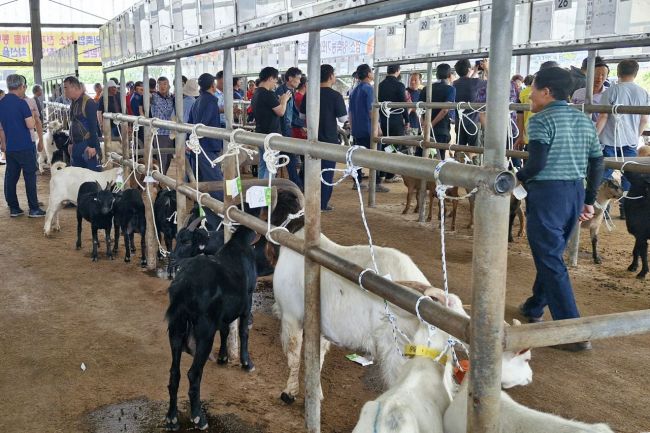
[76,181,115,262]
[624,172,650,279]
[164,221,259,431]
[112,188,147,267]
[154,189,177,259]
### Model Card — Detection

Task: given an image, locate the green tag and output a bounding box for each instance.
[199,206,206,218]
[264,187,272,206]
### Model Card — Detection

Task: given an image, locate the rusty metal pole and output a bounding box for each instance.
[304,30,322,433]
[143,65,158,271]
[418,62,433,223]
[174,59,188,225]
[368,68,380,207]
[467,1,515,432]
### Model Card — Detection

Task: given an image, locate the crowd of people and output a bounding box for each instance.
[0,57,649,338]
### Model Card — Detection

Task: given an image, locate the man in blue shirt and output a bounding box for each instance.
[276,67,304,189]
[188,73,224,206]
[214,71,226,127]
[349,64,388,192]
[0,74,45,217]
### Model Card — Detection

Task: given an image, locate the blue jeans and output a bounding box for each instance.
[522,180,584,321]
[283,152,303,190]
[71,141,101,172]
[257,147,269,180]
[4,149,39,211]
[321,160,336,210]
[602,145,637,191]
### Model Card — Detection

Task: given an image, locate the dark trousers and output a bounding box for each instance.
[455,120,479,146]
[71,141,101,172]
[190,150,224,229]
[522,180,584,321]
[603,145,636,191]
[4,149,39,211]
[380,118,405,180]
[422,132,451,159]
[156,135,175,174]
[321,159,336,210]
[282,151,303,190]
[353,136,380,184]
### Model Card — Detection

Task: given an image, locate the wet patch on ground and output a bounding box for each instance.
[86,398,267,433]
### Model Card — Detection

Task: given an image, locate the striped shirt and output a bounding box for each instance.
[527,100,602,181]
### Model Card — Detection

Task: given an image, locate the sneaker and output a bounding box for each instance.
[9,208,25,217]
[518,303,543,323]
[385,175,403,183]
[375,184,390,193]
[551,341,592,352]
[352,183,368,190]
[322,206,334,212]
[0,159,5,165]
[28,208,46,218]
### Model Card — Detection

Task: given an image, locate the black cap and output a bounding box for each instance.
[356,63,372,75]
[198,73,215,91]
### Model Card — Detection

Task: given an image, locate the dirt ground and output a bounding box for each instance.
[1,164,649,433]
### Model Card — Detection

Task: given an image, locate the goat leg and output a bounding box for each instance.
[628,240,641,273]
[638,239,648,280]
[141,231,147,268]
[187,320,216,431]
[76,212,83,250]
[402,187,413,215]
[91,226,99,262]
[280,320,303,404]
[591,234,602,264]
[130,233,136,253]
[105,227,113,260]
[113,221,120,255]
[123,229,131,263]
[216,324,230,365]
[165,319,185,432]
[238,312,255,372]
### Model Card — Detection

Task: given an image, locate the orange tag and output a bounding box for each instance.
[454,359,470,384]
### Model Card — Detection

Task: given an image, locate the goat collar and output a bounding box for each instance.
[404,344,448,364]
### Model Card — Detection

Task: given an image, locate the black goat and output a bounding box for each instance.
[52,131,71,165]
[112,188,147,266]
[76,181,115,261]
[165,223,259,431]
[624,172,650,279]
[155,189,178,256]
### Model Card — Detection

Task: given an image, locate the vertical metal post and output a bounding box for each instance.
[223,49,236,243]
[119,69,128,168]
[568,49,597,267]
[304,31,322,433]
[467,1,515,433]
[29,0,43,85]
[418,62,433,223]
[143,65,158,270]
[103,73,111,146]
[585,50,597,105]
[174,59,188,227]
[368,69,380,207]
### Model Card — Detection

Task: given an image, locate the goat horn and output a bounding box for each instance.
[187,217,203,232]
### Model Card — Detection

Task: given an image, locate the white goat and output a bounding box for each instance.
[43,162,121,236]
[272,230,533,403]
[352,324,455,433]
[38,120,63,173]
[444,379,614,433]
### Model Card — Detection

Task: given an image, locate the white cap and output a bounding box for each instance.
[107,80,118,89]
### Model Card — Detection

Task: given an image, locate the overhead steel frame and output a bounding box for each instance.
[101,2,650,433]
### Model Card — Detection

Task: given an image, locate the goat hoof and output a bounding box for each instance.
[92,257,98,262]
[628,264,638,272]
[637,272,647,280]
[164,416,180,431]
[124,256,131,263]
[192,414,208,431]
[241,362,255,372]
[508,236,514,243]
[280,392,296,405]
[594,257,602,265]
[76,244,81,250]
[131,247,136,253]
[217,356,228,365]
[401,210,408,215]
[140,260,147,268]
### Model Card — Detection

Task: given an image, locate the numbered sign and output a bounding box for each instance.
[387,25,396,36]
[555,0,572,10]
[457,12,469,25]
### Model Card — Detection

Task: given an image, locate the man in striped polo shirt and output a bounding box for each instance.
[516,67,604,352]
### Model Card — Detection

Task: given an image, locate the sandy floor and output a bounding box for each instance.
[0,164,648,433]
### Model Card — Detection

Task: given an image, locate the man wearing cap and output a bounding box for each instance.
[188,73,224,204]
[64,76,101,172]
[349,64,387,192]
[0,74,46,217]
[97,79,122,139]
[182,78,199,123]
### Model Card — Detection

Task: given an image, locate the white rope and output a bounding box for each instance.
[266,209,305,245]
[143,123,169,258]
[455,102,485,144]
[130,117,145,190]
[415,101,426,118]
[434,159,478,305]
[379,101,405,138]
[212,128,257,210]
[262,133,289,243]
[185,123,206,212]
[593,201,615,232]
